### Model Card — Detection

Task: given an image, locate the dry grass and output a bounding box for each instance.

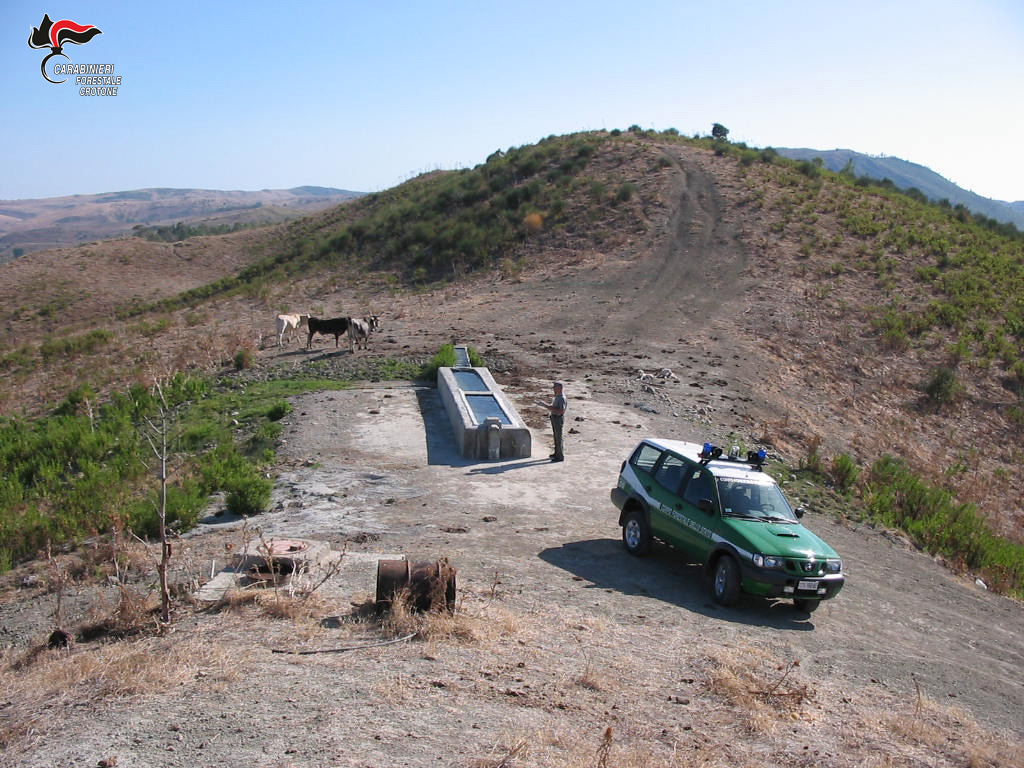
[62,531,152,586]
[704,645,813,735]
[76,585,162,641]
[0,634,239,751]
[380,588,519,646]
[206,584,328,623]
[877,695,1022,768]
[473,726,733,768]
[695,645,1023,768]
[575,660,605,692]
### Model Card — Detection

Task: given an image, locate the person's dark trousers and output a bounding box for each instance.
[550,414,564,460]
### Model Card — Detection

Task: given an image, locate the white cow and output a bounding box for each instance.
[275,313,309,348]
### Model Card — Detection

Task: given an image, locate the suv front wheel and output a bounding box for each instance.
[622,509,652,556]
[794,598,820,613]
[712,555,741,606]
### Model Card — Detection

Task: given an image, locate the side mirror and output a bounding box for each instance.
[697,499,714,514]
[795,506,806,519]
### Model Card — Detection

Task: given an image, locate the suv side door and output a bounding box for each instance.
[624,441,663,508]
[647,452,691,549]
[676,465,719,561]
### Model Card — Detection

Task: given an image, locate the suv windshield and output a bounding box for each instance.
[716,477,797,522]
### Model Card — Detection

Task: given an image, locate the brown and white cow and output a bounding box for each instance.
[348,315,380,351]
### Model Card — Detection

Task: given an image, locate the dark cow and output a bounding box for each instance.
[306,316,352,350]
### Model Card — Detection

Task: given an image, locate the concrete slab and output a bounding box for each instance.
[193,536,405,603]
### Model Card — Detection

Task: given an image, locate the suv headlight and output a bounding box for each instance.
[753,554,783,569]
[825,559,843,574]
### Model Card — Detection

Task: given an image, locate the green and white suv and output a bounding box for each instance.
[611,438,845,612]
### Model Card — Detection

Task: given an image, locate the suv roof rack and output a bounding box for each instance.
[699,442,766,471]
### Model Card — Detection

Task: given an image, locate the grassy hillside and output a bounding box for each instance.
[775,147,1024,229]
[1,128,1023,593]
[735,145,1024,379]
[117,131,656,316]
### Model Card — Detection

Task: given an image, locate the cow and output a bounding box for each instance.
[275,313,309,348]
[306,316,353,350]
[348,315,380,351]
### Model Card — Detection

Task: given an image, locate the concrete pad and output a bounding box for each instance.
[194,537,405,602]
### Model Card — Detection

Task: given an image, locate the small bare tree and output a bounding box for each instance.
[141,383,175,625]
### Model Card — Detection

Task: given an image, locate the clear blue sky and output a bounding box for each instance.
[2,0,1022,202]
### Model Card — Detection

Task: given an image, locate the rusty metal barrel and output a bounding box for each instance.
[375,558,457,612]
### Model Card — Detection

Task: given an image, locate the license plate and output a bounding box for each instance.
[798,580,819,591]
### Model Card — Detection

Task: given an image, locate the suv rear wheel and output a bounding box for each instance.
[712,555,741,606]
[622,509,652,556]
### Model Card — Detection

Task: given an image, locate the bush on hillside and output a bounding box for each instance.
[829,453,861,493]
[923,366,963,408]
[865,456,1024,596]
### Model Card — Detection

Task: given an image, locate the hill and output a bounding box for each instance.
[1,130,1023,545]
[0,186,363,263]
[774,147,1024,229]
[1,129,1023,766]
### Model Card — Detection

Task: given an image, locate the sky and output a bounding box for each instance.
[1,0,1022,202]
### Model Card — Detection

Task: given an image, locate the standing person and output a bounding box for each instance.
[536,381,567,462]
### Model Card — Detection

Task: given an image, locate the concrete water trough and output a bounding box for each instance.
[438,347,531,460]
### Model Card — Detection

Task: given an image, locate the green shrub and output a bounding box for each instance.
[799,436,824,475]
[40,329,113,361]
[865,456,1024,596]
[829,453,861,493]
[923,366,963,407]
[424,343,485,379]
[614,182,637,203]
[0,374,350,565]
[248,421,282,455]
[201,444,271,516]
[265,400,291,421]
[234,349,253,370]
[427,343,457,375]
[226,478,272,517]
[797,159,822,178]
[127,480,206,538]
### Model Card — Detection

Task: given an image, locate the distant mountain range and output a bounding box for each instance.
[3,149,1020,265]
[0,186,363,263]
[774,148,1024,230]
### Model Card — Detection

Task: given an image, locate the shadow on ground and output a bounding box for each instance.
[466,459,552,474]
[415,387,475,467]
[538,538,815,631]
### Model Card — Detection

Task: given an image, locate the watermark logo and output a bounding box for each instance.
[28,14,121,95]
[28,13,102,84]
